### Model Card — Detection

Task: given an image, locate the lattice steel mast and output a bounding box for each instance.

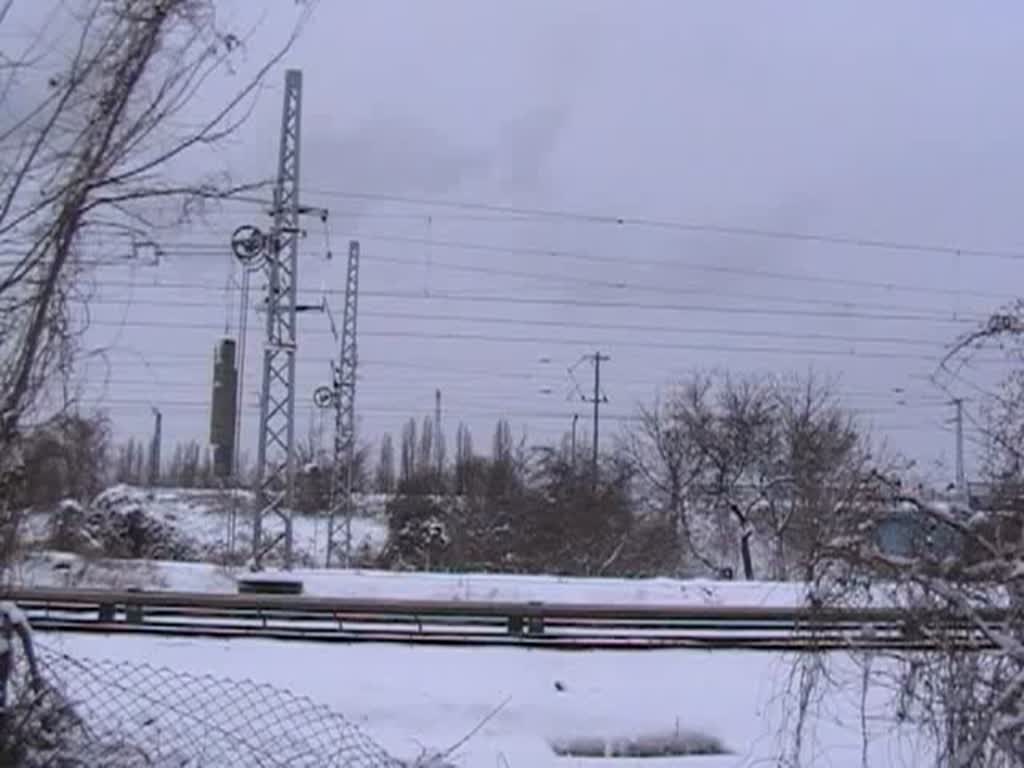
[252,69,303,570]
[324,240,360,568]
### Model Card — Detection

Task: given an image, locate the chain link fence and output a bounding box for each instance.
[3,643,447,768]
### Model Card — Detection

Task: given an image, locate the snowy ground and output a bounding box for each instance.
[15,506,928,766]
[128,487,390,565]
[14,552,807,608]
[22,484,389,567]
[42,632,931,767]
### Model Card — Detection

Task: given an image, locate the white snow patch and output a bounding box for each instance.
[20,485,388,567]
[45,634,935,768]
[11,554,806,606]
[550,728,730,757]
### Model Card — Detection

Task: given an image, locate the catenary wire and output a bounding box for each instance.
[132,244,1002,317]
[78,296,970,350]
[141,232,1018,304]
[81,280,981,325]
[299,186,1024,262]
[79,317,960,363]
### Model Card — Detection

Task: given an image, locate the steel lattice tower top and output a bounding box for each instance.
[326,240,360,568]
[253,69,303,570]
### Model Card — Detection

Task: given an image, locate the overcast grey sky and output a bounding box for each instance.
[24,0,1024,482]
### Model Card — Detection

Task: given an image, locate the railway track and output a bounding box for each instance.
[4,587,1000,652]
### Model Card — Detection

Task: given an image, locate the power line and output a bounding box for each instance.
[299,186,1024,262]
[81,317,958,362]
[79,296,968,349]
[85,357,951,404]
[82,282,980,325]
[342,232,1017,303]
[79,363,952,402]
[128,242,1006,315]
[367,253,988,316]
[96,376,950,406]
[79,396,953,430]
[87,355,554,383]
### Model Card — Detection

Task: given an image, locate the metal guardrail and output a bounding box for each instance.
[3,587,1002,652]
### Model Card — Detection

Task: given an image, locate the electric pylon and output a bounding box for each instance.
[321,240,360,568]
[569,352,609,488]
[252,68,303,570]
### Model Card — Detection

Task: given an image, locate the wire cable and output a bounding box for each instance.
[80,317,960,363]
[298,186,1024,263]
[81,282,981,325]
[131,243,1004,316]
[78,296,972,350]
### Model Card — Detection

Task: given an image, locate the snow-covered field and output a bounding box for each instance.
[129,487,390,564]
[16,506,930,766]
[16,487,933,764]
[43,632,928,767]
[22,484,389,567]
[15,552,807,608]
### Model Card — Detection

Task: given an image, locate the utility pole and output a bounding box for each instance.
[148,407,161,487]
[953,397,967,503]
[253,69,303,571]
[322,240,360,568]
[581,352,609,488]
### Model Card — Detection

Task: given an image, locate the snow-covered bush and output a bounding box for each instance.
[46,499,98,554]
[380,495,451,570]
[790,491,1024,768]
[84,486,199,561]
[550,729,729,758]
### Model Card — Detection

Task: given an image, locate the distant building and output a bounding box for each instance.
[874,506,965,560]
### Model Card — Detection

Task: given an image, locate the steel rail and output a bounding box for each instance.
[3,587,1004,652]
[24,616,999,652]
[3,587,1009,623]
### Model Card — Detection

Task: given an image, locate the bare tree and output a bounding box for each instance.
[624,371,774,578]
[619,377,711,571]
[418,416,434,477]
[179,440,202,488]
[454,422,474,494]
[115,437,146,485]
[0,1,314,528]
[399,418,417,487]
[781,307,1024,767]
[488,419,518,500]
[760,372,865,580]
[790,482,1024,767]
[17,410,110,507]
[375,433,396,494]
[626,369,869,580]
[492,419,513,466]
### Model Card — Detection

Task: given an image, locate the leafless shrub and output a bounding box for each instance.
[787,478,1024,766]
[623,369,875,580]
[0,0,316,570]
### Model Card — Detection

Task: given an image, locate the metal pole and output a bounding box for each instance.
[149,408,161,487]
[325,240,360,569]
[592,352,600,479]
[954,398,966,502]
[234,267,251,481]
[571,413,579,468]
[253,68,303,571]
[591,352,608,486]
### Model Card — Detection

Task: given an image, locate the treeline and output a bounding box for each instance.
[113,437,208,489]
[8,368,917,579]
[372,369,879,580]
[11,419,248,509]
